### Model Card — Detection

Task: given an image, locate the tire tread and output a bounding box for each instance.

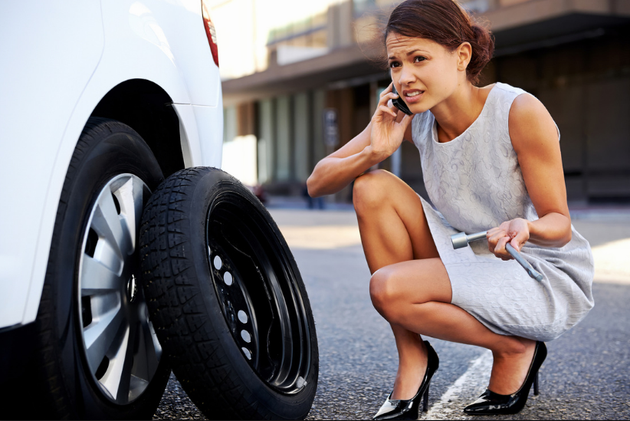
[140,167,317,420]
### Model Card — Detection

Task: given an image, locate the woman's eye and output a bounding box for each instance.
[414,56,426,63]
[389,61,400,68]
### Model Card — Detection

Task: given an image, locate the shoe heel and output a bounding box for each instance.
[373,341,439,420]
[533,372,540,396]
[422,383,430,412]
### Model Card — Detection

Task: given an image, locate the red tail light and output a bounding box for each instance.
[202,0,219,67]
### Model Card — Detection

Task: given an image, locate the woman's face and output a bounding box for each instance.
[386,33,468,114]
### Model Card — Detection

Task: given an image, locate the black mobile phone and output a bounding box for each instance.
[391,84,412,116]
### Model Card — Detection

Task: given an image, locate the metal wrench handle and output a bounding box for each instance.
[451,231,486,249]
[450,230,544,282]
[505,243,544,282]
[466,231,487,243]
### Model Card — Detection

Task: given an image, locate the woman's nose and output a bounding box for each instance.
[398,66,415,86]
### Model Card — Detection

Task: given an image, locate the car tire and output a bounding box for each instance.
[139,167,319,420]
[10,117,171,419]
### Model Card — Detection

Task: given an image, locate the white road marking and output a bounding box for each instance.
[425,350,493,420]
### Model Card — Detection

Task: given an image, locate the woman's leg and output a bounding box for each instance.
[370,260,536,396]
[353,170,536,400]
[354,170,440,400]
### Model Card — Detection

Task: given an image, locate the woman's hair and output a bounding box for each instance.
[385,0,494,84]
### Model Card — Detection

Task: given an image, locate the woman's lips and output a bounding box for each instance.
[403,90,424,104]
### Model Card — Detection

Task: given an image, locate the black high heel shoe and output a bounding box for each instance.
[373,340,439,420]
[464,341,547,415]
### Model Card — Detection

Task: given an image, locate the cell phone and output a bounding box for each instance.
[391,84,412,116]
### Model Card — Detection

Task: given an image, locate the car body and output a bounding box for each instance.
[0,0,223,417]
[0,3,319,419]
[0,0,222,332]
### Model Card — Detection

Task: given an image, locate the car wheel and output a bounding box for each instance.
[21,117,171,419]
[139,167,319,420]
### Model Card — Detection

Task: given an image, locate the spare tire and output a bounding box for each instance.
[139,167,318,420]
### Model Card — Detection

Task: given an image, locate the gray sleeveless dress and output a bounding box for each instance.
[412,82,594,341]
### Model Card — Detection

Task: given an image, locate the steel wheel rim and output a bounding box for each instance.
[78,173,162,404]
[206,191,312,394]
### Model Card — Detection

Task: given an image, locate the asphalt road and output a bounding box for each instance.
[153,206,630,420]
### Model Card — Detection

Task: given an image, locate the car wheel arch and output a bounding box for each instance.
[91,79,186,178]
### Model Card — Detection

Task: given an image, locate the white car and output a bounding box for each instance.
[0,1,317,419]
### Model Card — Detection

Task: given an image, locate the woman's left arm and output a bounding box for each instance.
[487,93,572,259]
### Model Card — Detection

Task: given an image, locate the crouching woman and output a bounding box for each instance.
[307,0,594,418]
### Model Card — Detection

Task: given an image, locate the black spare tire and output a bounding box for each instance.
[139,167,318,419]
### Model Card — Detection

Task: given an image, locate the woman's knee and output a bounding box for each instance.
[370,268,405,322]
[353,169,393,213]
[370,263,446,323]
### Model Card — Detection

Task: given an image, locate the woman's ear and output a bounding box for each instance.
[456,42,472,71]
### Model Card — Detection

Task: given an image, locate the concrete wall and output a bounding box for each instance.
[294,92,311,181]
[275,96,292,181]
[484,25,630,202]
[258,99,274,184]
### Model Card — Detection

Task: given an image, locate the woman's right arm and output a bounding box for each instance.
[307,85,413,197]
[306,124,378,197]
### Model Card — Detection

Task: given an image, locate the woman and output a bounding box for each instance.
[307,0,594,418]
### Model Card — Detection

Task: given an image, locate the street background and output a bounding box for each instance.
[154,201,630,420]
[215,0,630,208]
[153,0,630,418]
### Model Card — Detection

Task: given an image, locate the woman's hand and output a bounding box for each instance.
[307,83,414,198]
[368,83,413,161]
[487,218,531,260]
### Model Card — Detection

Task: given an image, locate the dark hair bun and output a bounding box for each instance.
[468,24,494,83]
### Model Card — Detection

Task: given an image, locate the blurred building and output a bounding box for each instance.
[211,0,630,204]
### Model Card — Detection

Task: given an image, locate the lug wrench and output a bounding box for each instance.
[451,231,544,282]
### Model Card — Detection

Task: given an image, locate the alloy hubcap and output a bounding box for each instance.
[78,174,162,404]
